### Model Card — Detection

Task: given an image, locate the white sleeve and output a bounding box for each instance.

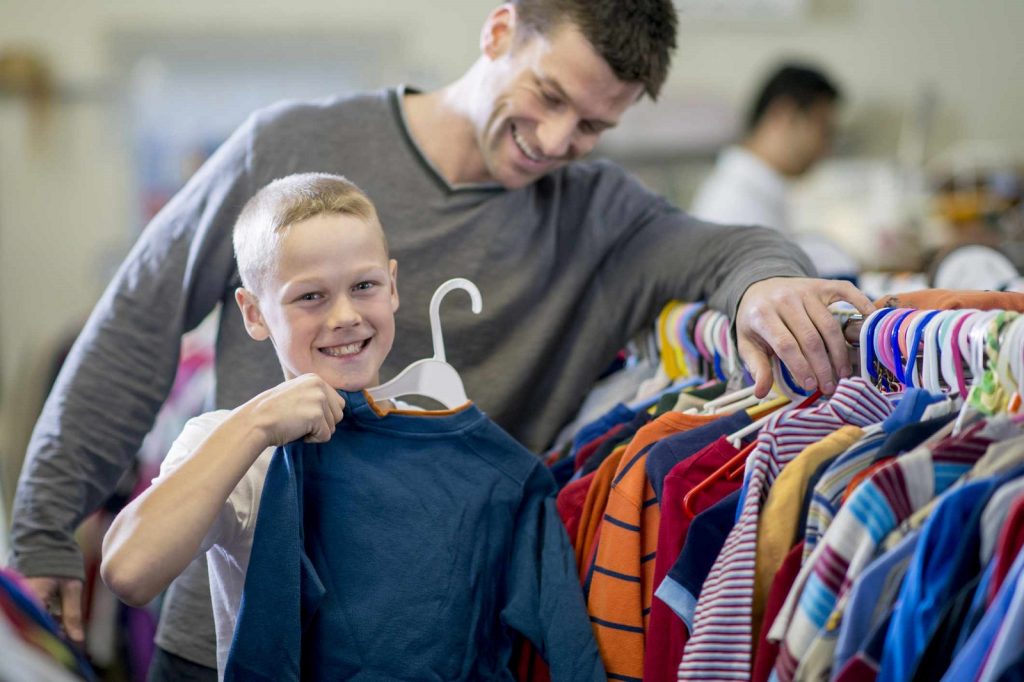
[151,410,237,555]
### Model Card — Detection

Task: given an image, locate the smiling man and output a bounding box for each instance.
[11,1,871,680]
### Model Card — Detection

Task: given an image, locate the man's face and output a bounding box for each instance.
[787,98,837,176]
[471,19,645,189]
[240,213,399,391]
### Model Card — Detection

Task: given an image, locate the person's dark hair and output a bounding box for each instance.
[510,0,677,100]
[747,63,841,132]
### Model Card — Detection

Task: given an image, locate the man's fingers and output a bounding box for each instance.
[825,280,876,316]
[776,306,835,393]
[805,300,852,381]
[60,580,84,643]
[738,336,773,399]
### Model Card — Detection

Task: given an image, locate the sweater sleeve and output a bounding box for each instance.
[9,115,258,580]
[501,464,606,682]
[587,163,815,340]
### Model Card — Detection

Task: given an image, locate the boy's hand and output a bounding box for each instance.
[246,374,346,447]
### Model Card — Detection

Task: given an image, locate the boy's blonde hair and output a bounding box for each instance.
[233,173,386,294]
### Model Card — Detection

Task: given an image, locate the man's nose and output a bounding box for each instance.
[536,113,577,159]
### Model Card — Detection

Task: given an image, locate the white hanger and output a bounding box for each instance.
[366,277,482,409]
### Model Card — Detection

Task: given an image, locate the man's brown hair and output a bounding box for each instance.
[510,0,678,100]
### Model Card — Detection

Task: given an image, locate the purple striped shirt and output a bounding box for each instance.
[678,378,893,681]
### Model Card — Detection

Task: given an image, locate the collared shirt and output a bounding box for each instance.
[769,422,996,682]
[753,427,864,644]
[680,378,893,681]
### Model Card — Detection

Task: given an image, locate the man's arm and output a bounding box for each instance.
[9,114,259,633]
[589,166,872,396]
[101,375,344,607]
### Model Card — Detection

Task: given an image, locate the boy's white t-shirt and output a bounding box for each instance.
[153,409,273,680]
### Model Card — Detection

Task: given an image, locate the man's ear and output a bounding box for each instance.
[481,3,517,60]
[388,259,400,313]
[234,287,271,341]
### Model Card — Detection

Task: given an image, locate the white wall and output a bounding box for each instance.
[1,0,1023,492]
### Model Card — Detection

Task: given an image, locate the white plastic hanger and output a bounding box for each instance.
[366,277,482,409]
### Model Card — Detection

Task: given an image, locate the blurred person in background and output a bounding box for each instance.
[692,62,841,233]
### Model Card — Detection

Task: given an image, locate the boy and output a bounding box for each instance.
[100,173,400,677]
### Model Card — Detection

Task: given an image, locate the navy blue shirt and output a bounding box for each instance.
[225,391,603,681]
[644,410,752,501]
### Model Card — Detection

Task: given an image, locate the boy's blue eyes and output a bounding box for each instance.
[296,282,377,302]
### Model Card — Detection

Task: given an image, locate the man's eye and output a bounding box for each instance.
[354,281,376,292]
[299,292,322,302]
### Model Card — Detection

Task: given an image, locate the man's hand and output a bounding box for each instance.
[24,576,84,644]
[736,277,875,398]
[244,373,347,448]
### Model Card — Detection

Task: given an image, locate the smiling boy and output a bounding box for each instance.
[100,173,399,677]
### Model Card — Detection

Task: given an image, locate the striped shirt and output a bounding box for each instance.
[768,421,995,681]
[679,378,893,681]
[802,431,887,563]
[588,412,717,682]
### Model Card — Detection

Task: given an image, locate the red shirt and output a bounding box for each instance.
[644,437,743,682]
[752,541,804,682]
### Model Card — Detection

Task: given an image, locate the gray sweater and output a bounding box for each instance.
[10,87,812,667]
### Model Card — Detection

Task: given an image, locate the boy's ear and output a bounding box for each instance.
[388,259,400,313]
[481,4,516,60]
[234,287,271,341]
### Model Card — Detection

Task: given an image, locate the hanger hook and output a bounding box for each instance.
[429,278,483,363]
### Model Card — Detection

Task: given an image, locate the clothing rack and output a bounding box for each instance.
[540,292,1024,682]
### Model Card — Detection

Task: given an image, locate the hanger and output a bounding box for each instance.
[687,389,823,518]
[951,310,1000,435]
[366,277,481,409]
[682,441,757,519]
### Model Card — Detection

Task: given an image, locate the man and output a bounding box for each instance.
[11,2,871,680]
[692,62,841,234]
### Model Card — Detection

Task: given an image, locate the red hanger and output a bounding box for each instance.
[681,390,822,519]
[682,441,756,519]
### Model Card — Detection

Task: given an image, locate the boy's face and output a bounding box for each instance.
[470,14,644,189]
[236,213,398,391]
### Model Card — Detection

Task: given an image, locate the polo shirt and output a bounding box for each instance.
[753,426,863,644]
[879,475,1008,681]
[645,410,751,501]
[833,531,919,673]
[909,571,983,682]
[769,422,997,682]
[942,548,1024,682]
